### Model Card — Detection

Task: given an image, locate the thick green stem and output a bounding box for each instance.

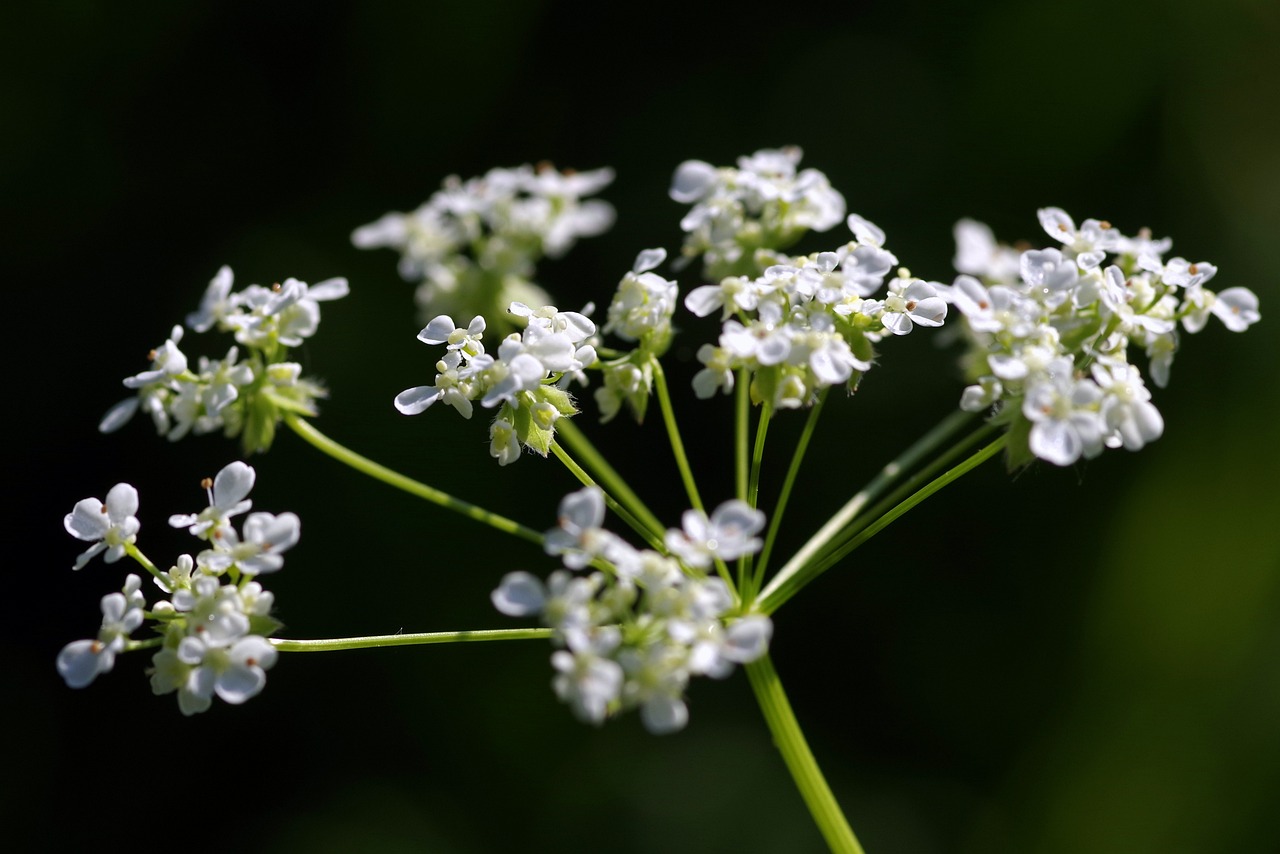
[746,654,864,854]
[284,414,542,546]
[758,409,975,610]
[272,627,553,652]
[651,357,705,513]
[555,418,665,536]
[759,433,1006,614]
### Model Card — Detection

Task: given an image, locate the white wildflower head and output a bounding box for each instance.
[352,163,614,327]
[101,266,342,454]
[945,209,1260,466]
[496,489,773,734]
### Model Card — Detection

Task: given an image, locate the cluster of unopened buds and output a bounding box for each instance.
[60,462,294,715]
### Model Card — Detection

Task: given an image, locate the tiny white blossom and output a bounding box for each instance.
[64,483,140,570]
[168,461,255,539]
[56,575,146,688]
[665,500,766,568]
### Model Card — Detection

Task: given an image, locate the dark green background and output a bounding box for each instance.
[9,1,1279,851]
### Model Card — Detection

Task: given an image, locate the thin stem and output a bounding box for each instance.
[123,637,163,652]
[272,627,553,652]
[554,418,665,536]
[124,542,167,584]
[758,408,975,609]
[736,368,751,502]
[749,389,827,603]
[758,433,1006,614]
[651,357,705,512]
[550,442,666,551]
[746,654,864,854]
[811,421,998,571]
[749,403,772,510]
[284,414,542,546]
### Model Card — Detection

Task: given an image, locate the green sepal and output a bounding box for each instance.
[242,395,279,454]
[537,385,579,417]
[512,401,554,457]
[1003,414,1035,471]
[249,614,285,638]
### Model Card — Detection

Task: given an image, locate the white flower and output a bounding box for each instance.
[198,511,301,575]
[604,248,678,344]
[64,483,140,570]
[1037,207,1119,269]
[879,277,947,336]
[187,265,237,333]
[56,575,146,688]
[168,461,255,539]
[665,500,766,569]
[122,325,188,389]
[1022,359,1105,466]
[489,417,521,465]
[552,648,624,726]
[154,633,278,716]
[544,487,607,568]
[1092,364,1164,451]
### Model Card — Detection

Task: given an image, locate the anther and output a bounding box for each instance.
[147,349,157,361]
[201,477,213,490]
[1099,220,1112,229]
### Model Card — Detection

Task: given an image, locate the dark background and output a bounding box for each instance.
[8,1,1279,852]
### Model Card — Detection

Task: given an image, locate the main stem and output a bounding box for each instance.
[284,415,542,546]
[747,654,864,854]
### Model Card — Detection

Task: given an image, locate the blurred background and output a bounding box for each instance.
[7,1,1278,851]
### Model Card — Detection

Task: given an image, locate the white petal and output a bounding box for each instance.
[394,385,443,415]
[213,462,256,510]
[491,572,547,616]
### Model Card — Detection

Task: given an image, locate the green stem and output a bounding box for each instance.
[749,403,772,510]
[736,368,751,502]
[284,415,542,546]
[124,541,167,584]
[555,418,665,536]
[749,389,827,603]
[758,409,975,610]
[123,637,163,652]
[272,627,553,652]
[651,357,705,513]
[746,654,864,854]
[758,433,1006,614]
[550,442,665,551]
[811,421,998,571]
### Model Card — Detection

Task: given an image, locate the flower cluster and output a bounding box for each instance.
[57,462,292,715]
[352,163,615,327]
[593,248,680,423]
[394,304,597,464]
[671,146,846,280]
[942,210,1261,465]
[493,487,772,733]
[684,211,948,410]
[100,266,346,453]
